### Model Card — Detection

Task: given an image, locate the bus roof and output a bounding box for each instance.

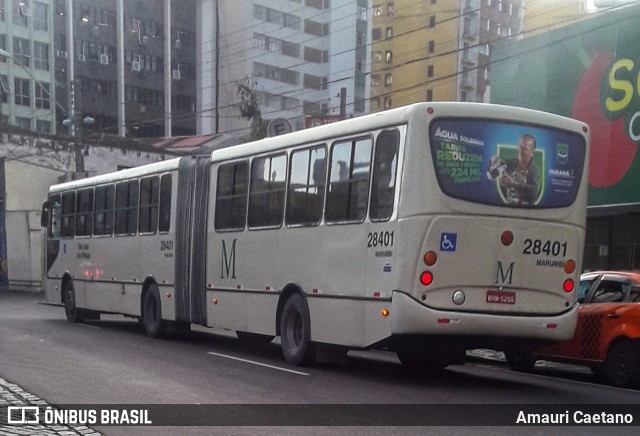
[210,102,587,163]
[49,157,181,193]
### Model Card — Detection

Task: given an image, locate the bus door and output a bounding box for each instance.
[174,156,210,324]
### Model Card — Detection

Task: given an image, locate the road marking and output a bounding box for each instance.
[207,351,309,376]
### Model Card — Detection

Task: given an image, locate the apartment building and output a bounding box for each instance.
[370,0,525,109]
[53,0,197,138]
[523,0,588,36]
[198,0,369,135]
[0,0,57,134]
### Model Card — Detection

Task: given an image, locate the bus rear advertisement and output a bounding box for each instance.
[41,102,589,371]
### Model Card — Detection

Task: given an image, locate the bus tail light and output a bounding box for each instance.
[563,279,574,293]
[501,230,514,246]
[420,271,434,286]
[564,259,576,274]
[423,251,437,266]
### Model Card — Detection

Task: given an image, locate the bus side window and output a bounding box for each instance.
[60,191,76,238]
[159,174,172,233]
[94,185,114,236]
[215,161,248,231]
[115,180,139,236]
[370,128,400,221]
[75,188,94,237]
[326,137,372,223]
[248,154,286,228]
[139,176,159,235]
[286,145,326,226]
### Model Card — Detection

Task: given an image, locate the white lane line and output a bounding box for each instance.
[207,351,309,376]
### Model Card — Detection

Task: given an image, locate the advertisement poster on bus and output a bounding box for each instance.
[491,4,640,206]
[430,119,586,208]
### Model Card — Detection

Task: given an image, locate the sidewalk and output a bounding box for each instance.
[0,377,101,436]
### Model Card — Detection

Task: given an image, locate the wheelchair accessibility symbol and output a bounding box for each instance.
[440,233,457,252]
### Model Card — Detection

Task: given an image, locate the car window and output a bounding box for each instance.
[577,278,596,303]
[591,280,625,303]
[629,287,640,303]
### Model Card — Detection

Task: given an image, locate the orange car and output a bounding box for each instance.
[506,271,640,388]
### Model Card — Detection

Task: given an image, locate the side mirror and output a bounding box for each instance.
[40,200,51,228]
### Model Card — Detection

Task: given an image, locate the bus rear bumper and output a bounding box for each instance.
[390,291,578,342]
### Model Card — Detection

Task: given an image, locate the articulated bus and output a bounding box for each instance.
[41,103,590,370]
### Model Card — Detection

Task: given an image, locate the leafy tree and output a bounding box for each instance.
[237,79,267,141]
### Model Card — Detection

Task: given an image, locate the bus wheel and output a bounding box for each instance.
[143,285,165,338]
[63,281,84,323]
[236,331,275,343]
[280,293,315,366]
[602,340,639,388]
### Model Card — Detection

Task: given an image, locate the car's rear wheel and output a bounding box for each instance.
[602,340,639,388]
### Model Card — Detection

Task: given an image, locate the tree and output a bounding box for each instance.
[237,79,267,141]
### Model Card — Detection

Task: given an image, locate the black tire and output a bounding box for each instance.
[505,348,536,372]
[602,340,640,388]
[63,281,84,323]
[143,285,164,338]
[280,293,315,366]
[236,331,275,343]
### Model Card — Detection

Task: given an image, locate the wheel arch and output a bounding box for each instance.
[276,283,306,336]
[60,272,74,305]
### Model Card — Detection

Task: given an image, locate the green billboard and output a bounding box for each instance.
[491,5,640,206]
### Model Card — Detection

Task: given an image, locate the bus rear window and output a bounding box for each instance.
[429,118,586,208]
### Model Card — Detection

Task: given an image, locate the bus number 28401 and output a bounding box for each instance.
[367,231,394,248]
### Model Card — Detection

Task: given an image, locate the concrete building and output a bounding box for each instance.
[370,0,525,109]
[53,0,198,138]
[523,0,588,36]
[198,0,370,135]
[0,0,58,134]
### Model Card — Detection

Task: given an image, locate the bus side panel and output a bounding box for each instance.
[206,290,248,331]
[307,298,363,346]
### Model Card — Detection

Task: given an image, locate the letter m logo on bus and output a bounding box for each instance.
[495,261,515,285]
[221,239,237,279]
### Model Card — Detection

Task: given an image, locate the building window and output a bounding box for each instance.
[385,50,392,63]
[372,28,381,41]
[428,40,435,54]
[12,0,28,27]
[384,95,392,109]
[0,75,10,102]
[427,64,434,78]
[13,37,31,67]
[35,82,50,109]
[385,27,393,39]
[387,3,394,16]
[16,116,31,130]
[373,4,382,16]
[36,119,51,133]
[371,97,380,110]
[14,77,30,106]
[33,42,49,70]
[371,74,380,87]
[384,73,392,86]
[372,51,382,62]
[429,15,436,28]
[426,89,433,101]
[33,1,47,31]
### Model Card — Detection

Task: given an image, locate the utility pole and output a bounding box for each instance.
[339,87,347,118]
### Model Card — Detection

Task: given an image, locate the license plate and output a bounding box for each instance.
[486,290,516,305]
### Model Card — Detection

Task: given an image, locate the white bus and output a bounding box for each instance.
[41,103,590,370]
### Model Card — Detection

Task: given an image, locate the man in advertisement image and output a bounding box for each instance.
[489,134,541,205]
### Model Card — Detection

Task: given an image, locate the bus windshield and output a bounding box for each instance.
[430,118,586,208]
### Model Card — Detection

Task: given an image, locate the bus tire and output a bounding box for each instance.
[602,340,639,388]
[143,285,165,338]
[280,293,315,366]
[63,281,84,323]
